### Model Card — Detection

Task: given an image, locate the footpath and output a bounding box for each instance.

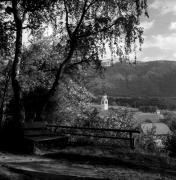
[0,146,176,180]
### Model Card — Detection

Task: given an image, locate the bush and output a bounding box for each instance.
[161,111,176,157]
[164,132,176,157]
[74,108,101,128]
[71,107,135,146]
[137,126,157,152]
[161,111,176,131]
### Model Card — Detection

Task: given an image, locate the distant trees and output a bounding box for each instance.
[163,112,176,157]
[0,0,148,126]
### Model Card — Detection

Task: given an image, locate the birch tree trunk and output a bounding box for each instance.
[11,1,25,125]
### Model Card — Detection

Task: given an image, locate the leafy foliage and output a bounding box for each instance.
[164,132,176,157]
[137,126,157,152]
[161,111,176,131]
[20,39,94,123]
[162,112,176,157]
[0,0,148,151]
[0,0,148,72]
[0,0,148,124]
[66,107,135,146]
[44,77,94,124]
[74,107,135,129]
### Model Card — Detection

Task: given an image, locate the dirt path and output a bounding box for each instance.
[0,150,175,180]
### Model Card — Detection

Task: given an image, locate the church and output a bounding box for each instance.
[101,94,108,110]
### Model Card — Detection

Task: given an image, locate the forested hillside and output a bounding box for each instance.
[87,61,176,97]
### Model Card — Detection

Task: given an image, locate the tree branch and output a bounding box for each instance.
[12,0,22,25]
[73,0,88,36]
[86,0,96,11]
[68,52,97,69]
[63,0,72,38]
[22,24,37,29]
[47,40,75,97]
[78,16,125,38]
[22,10,27,22]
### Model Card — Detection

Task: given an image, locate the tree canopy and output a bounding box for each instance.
[0,0,148,123]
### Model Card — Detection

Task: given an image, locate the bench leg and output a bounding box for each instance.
[129,132,135,149]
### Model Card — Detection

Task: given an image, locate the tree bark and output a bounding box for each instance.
[11,1,25,124]
[0,61,11,126]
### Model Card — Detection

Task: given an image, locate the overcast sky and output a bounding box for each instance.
[138,0,176,61]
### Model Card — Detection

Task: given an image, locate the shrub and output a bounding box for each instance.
[164,132,176,157]
[71,107,135,146]
[160,111,176,157]
[137,126,157,152]
[162,111,176,131]
[76,107,135,130]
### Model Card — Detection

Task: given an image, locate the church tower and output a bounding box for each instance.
[101,94,108,110]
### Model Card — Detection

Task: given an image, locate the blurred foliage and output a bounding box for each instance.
[19,39,94,123]
[74,107,135,129]
[136,126,157,152]
[162,111,176,157]
[164,132,176,157]
[44,77,94,124]
[161,111,176,131]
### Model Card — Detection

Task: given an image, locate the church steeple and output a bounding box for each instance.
[101,94,108,110]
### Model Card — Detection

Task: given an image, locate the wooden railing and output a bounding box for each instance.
[46,124,140,149]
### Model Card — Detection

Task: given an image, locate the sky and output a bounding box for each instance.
[137,0,176,61]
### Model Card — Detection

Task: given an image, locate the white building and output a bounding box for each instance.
[101,94,108,110]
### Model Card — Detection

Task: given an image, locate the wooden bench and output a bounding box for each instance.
[24,122,68,154]
[46,125,140,149]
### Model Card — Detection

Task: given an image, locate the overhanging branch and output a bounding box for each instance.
[73,0,88,36]
[77,16,126,38]
[47,40,76,97]
[68,52,98,69]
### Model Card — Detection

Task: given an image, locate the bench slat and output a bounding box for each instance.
[24,130,52,137]
[25,136,68,142]
[59,132,131,140]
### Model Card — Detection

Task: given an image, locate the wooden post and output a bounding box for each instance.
[129,132,134,149]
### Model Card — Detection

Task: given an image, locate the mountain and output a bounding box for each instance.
[87,60,176,97]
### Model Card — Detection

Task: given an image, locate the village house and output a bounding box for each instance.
[140,122,171,148]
